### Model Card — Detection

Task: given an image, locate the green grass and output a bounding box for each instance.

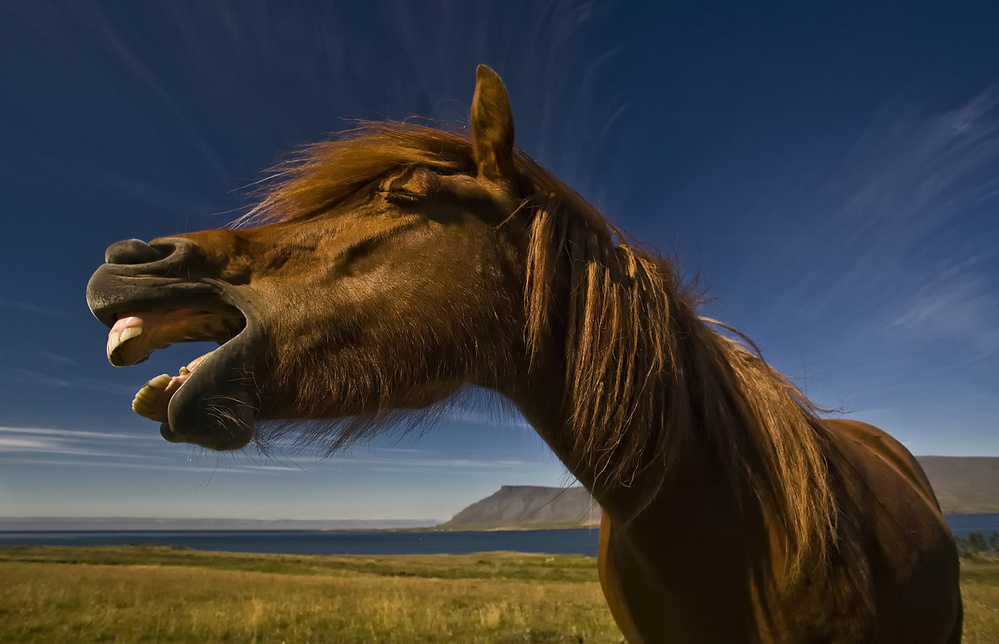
[1,545,996,642]
[0,545,600,582]
[0,546,617,643]
[959,551,999,642]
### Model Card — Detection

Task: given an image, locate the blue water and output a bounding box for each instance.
[942,513,999,539]
[2,515,996,556]
[0,528,602,556]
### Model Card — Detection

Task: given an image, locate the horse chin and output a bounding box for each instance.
[158,327,259,451]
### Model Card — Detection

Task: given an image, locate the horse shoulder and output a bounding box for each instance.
[825,419,939,506]
[598,512,645,643]
[821,418,963,643]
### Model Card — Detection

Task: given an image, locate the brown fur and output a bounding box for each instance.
[247,119,837,588]
[87,67,962,642]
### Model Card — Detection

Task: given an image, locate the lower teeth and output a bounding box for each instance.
[132,373,173,422]
[130,350,214,423]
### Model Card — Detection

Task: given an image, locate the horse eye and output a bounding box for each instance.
[379,188,422,205]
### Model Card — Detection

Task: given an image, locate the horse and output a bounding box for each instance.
[86,65,962,642]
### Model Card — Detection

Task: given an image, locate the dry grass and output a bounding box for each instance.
[0,546,619,643]
[959,552,999,643]
[1,545,996,642]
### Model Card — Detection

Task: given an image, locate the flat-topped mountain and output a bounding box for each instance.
[918,456,999,514]
[439,457,999,530]
[437,485,599,530]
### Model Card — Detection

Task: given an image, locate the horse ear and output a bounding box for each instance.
[471,65,516,185]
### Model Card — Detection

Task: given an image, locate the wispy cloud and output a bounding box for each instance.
[892,268,999,355]
[830,90,999,357]
[442,408,532,428]
[434,395,533,429]
[37,351,79,367]
[239,464,304,472]
[377,447,436,455]
[838,87,999,228]
[0,427,308,475]
[0,299,74,318]
[1,456,302,474]
[740,87,999,332]
[0,368,136,395]
[0,437,55,451]
[0,427,511,474]
[0,426,306,473]
[346,454,539,470]
[0,426,158,442]
[0,425,158,457]
[0,439,120,458]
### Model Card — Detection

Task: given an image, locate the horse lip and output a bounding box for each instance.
[159,323,260,451]
[87,265,243,328]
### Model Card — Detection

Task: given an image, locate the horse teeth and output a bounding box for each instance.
[143,374,172,391]
[107,325,143,362]
[132,375,170,422]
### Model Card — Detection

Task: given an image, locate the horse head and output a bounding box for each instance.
[87,66,532,451]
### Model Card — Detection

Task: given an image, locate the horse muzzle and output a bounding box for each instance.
[86,238,260,451]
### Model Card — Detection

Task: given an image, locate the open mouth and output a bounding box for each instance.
[87,237,262,450]
[106,308,246,423]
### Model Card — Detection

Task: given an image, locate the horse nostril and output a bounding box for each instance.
[105,239,170,265]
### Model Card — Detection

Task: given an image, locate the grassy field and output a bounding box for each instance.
[960,551,999,643]
[0,546,996,642]
[0,546,618,643]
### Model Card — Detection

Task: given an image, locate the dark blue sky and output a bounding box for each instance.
[2,1,997,521]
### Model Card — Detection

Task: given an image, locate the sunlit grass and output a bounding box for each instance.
[1,545,996,642]
[0,546,618,643]
[959,552,999,643]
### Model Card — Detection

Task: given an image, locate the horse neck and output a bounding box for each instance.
[507,296,739,521]
[507,293,821,573]
[503,202,835,586]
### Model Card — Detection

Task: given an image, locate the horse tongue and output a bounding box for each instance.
[131,352,213,422]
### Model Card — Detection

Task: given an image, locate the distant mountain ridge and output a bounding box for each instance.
[439,457,999,530]
[7,458,993,533]
[918,457,999,514]
[438,485,599,530]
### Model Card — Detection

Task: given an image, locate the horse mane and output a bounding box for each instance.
[245,121,838,584]
[523,178,837,585]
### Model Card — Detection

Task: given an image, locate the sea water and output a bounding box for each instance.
[0,527,602,556]
[3,515,997,555]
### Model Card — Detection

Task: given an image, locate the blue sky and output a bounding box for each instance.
[1,1,997,523]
